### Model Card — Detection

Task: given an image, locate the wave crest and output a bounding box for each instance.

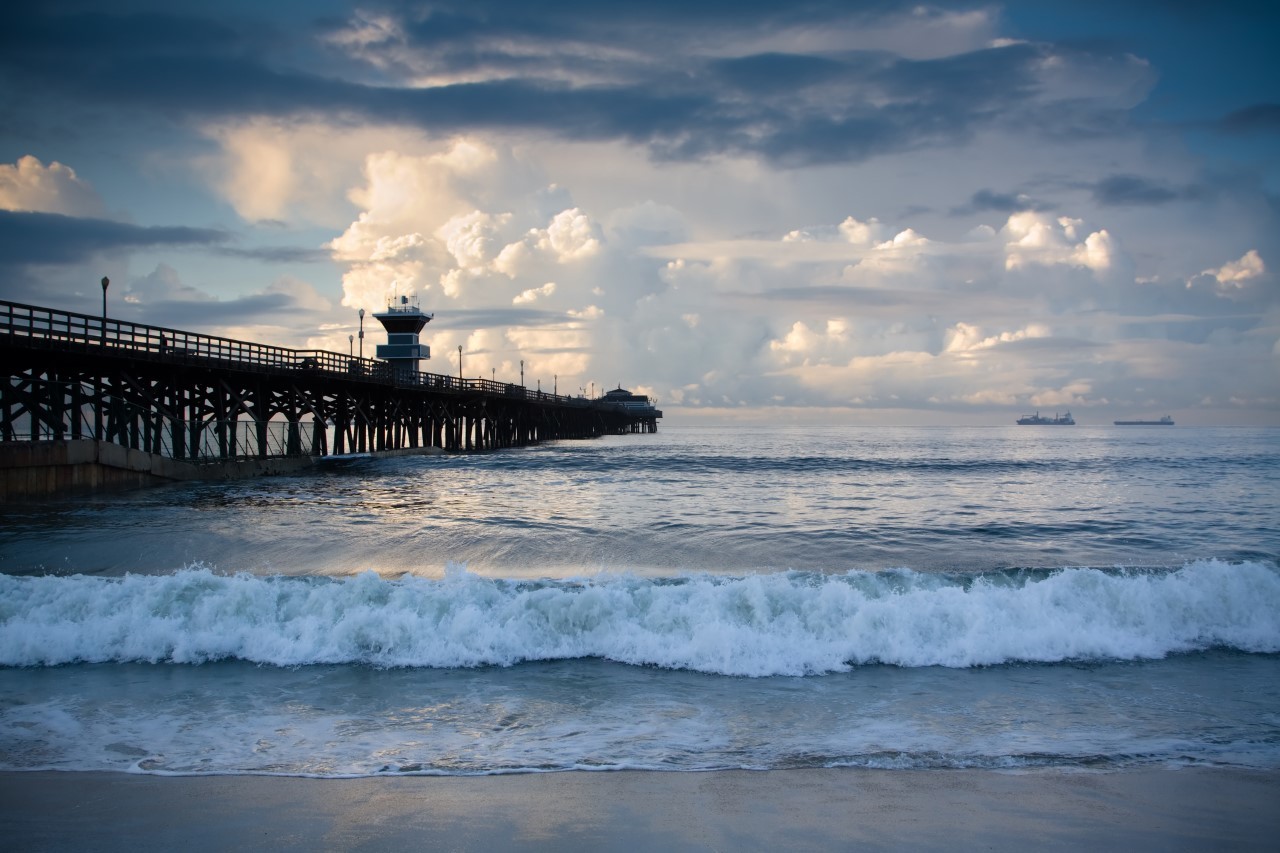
[2,561,1278,675]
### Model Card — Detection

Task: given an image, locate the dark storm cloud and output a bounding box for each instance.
[1089,174,1203,207]
[709,53,862,95]
[0,4,1125,167]
[0,8,244,59]
[386,0,909,41]
[0,210,228,265]
[951,189,1053,216]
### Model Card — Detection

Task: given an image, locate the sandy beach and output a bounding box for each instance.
[3,767,1277,852]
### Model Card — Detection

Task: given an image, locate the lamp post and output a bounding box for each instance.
[458,345,463,380]
[348,334,353,357]
[554,375,557,396]
[491,367,495,383]
[358,309,365,360]
[520,359,524,388]
[100,276,109,321]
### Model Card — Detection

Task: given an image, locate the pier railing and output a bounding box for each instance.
[0,300,658,415]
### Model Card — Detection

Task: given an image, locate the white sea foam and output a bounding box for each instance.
[1,560,1278,675]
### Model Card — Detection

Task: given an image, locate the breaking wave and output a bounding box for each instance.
[2,560,1278,675]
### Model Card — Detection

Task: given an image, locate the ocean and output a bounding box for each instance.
[1,425,1278,777]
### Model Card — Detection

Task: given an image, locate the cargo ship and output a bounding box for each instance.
[1016,411,1075,425]
[1114,415,1174,426]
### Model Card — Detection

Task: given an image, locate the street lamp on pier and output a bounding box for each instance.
[358,309,365,359]
[348,334,353,357]
[100,276,109,320]
[520,359,524,387]
[458,345,463,380]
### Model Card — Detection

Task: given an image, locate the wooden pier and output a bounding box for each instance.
[0,300,660,495]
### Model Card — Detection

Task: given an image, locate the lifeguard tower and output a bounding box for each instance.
[374,296,432,378]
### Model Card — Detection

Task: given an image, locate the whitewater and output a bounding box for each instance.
[3,561,1278,673]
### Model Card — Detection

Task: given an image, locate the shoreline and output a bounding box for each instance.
[3,766,1277,851]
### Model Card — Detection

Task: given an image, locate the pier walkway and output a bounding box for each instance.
[0,300,660,496]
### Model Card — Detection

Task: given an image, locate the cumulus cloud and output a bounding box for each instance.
[437,211,512,270]
[325,143,490,307]
[768,318,852,366]
[1002,212,1117,275]
[839,216,886,245]
[309,136,657,390]
[0,156,107,217]
[944,322,1053,353]
[535,208,602,261]
[513,282,556,305]
[1195,249,1266,295]
[323,139,614,313]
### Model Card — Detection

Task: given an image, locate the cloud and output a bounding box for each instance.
[0,210,228,266]
[606,201,687,247]
[951,189,1052,216]
[110,263,332,333]
[1001,212,1118,276]
[325,143,493,308]
[214,245,330,263]
[396,307,568,331]
[1,4,1165,169]
[436,210,514,270]
[1195,249,1266,294]
[768,318,852,366]
[533,208,602,261]
[513,282,556,305]
[750,284,927,309]
[838,216,887,246]
[6,4,1276,422]
[1089,174,1203,206]
[327,141,611,313]
[198,120,470,227]
[943,321,1053,353]
[0,156,107,217]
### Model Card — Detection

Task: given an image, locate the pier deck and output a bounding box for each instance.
[0,300,660,496]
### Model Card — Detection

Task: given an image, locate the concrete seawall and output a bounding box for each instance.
[0,440,319,501]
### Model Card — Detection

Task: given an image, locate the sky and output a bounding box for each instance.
[1,0,1277,425]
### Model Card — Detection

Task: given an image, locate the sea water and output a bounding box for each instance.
[1,425,1277,776]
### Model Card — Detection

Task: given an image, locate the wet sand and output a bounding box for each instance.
[2,767,1277,851]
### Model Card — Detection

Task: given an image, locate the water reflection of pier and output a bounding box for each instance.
[0,300,660,491]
